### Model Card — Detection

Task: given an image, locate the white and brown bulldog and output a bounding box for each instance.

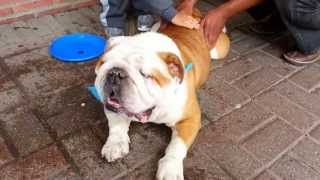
[94,10,229,180]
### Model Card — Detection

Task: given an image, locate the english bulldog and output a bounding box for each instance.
[94,10,230,180]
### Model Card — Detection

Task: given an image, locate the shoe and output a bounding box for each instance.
[249,15,286,35]
[104,27,124,38]
[283,50,320,66]
[137,14,154,32]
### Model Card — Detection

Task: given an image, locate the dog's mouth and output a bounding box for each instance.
[105,98,155,123]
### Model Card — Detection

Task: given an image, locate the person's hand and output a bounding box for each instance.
[172,12,200,29]
[201,7,227,48]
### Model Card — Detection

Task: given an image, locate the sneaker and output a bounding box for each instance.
[137,14,154,32]
[283,50,320,66]
[104,27,124,38]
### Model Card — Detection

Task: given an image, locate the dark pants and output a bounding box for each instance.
[249,0,320,53]
[99,0,174,28]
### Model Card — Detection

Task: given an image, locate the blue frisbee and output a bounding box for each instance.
[49,33,107,63]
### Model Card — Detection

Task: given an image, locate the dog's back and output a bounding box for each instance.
[160,9,211,89]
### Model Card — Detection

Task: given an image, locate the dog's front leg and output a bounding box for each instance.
[101,110,131,162]
[157,113,200,180]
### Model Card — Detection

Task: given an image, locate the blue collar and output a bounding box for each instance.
[184,63,193,72]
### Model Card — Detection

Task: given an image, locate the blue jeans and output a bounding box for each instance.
[99,0,175,29]
[274,0,320,53]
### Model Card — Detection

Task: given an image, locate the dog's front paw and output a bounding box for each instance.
[101,135,130,162]
[156,156,184,180]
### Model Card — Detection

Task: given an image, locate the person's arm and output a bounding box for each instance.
[202,0,264,47]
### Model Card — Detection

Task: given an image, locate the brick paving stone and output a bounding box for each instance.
[10,21,48,49]
[31,85,94,119]
[233,68,281,97]
[118,146,232,180]
[117,158,158,180]
[54,11,85,33]
[90,120,109,141]
[124,124,170,167]
[310,125,320,142]
[46,97,105,138]
[255,90,318,131]
[73,60,97,82]
[91,5,101,14]
[0,39,5,47]
[0,78,23,112]
[26,17,55,38]
[213,56,261,83]
[0,43,29,58]
[0,106,52,156]
[289,65,320,92]
[271,155,320,180]
[37,15,66,36]
[95,122,170,168]
[51,168,81,180]
[62,128,127,180]
[199,75,250,121]
[3,49,46,74]
[289,138,320,172]
[229,29,247,42]
[0,145,69,180]
[231,34,266,53]
[4,50,86,99]
[213,102,273,142]
[0,136,14,167]
[245,50,297,77]
[184,147,232,180]
[263,35,295,58]
[275,80,320,117]
[78,8,104,35]
[0,67,6,79]
[67,10,101,34]
[242,118,301,163]
[78,7,99,21]
[254,171,278,180]
[10,21,40,41]
[0,79,24,112]
[195,125,261,179]
[211,49,240,69]
[0,25,22,44]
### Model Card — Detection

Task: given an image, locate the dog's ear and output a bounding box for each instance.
[95,49,110,74]
[108,36,128,46]
[95,36,130,74]
[158,52,184,83]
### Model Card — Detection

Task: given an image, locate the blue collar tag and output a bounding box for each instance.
[184,63,193,72]
[87,85,102,102]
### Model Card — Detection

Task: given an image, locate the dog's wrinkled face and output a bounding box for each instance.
[95,35,184,123]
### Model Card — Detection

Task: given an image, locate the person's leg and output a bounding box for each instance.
[274,0,320,65]
[99,0,130,37]
[248,1,286,35]
[247,1,275,21]
[133,0,176,22]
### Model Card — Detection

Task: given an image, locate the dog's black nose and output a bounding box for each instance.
[106,67,127,99]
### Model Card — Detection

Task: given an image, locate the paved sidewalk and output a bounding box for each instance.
[1,1,320,180]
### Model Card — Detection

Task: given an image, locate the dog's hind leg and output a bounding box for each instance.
[101,110,131,162]
[210,32,230,60]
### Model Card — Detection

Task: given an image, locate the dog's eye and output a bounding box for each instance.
[139,70,151,78]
